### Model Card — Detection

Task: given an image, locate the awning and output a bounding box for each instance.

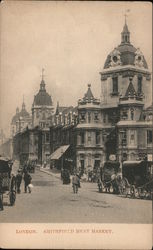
[123,161,143,167]
[49,145,70,160]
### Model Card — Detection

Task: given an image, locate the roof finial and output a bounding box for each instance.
[22,95,25,110]
[41,68,45,81]
[124,9,130,25]
[88,83,91,88]
[124,13,127,25]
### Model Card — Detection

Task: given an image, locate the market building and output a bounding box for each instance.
[75,84,103,174]
[49,103,78,172]
[100,20,152,167]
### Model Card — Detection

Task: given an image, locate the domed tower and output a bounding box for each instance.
[32,70,54,128]
[100,19,151,109]
[11,98,31,136]
[99,19,152,165]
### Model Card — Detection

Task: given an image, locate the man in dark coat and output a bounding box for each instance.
[23,172,32,193]
[16,170,22,193]
[72,174,80,194]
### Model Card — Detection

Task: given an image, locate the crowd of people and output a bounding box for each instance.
[16,169,33,194]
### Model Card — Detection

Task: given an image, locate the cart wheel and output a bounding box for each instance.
[10,191,16,206]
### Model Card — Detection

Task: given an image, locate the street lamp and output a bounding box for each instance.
[120,129,126,171]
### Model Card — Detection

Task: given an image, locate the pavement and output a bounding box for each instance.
[0,163,152,223]
[39,166,61,179]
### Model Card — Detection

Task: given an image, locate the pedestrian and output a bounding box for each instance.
[16,170,22,194]
[23,172,32,193]
[72,173,80,194]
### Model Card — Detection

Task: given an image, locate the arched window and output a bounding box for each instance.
[130,108,134,120]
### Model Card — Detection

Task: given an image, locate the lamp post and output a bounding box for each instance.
[61,148,63,171]
[120,129,125,171]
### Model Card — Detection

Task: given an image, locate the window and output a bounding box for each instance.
[80,132,84,144]
[122,110,128,120]
[123,153,127,161]
[121,130,127,146]
[88,132,91,142]
[103,113,106,123]
[96,131,100,144]
[130,108,134,120]
[147,130,152,144]
[36,111,39,118]
[94,112,99,121]
[80,112,86,121]
[46,133,50,143]
[42,112,46,120]
[112,76,118,94]
[130,130,135,145]
[138,76,142,94]
[88,112,91,123]
[40,122,45,128]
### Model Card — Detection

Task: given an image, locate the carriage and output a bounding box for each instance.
[122,160,153,199]
[98,161,121,194]
[0,157,16,209]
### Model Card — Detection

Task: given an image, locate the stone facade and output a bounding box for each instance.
[76,84,104,173]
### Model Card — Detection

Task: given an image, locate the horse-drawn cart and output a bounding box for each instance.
[98,161,121,194]
[122,160,153,199]
[0,157,16,210]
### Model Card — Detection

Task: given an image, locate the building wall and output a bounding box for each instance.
[101,69,151,108]
[0,139,13,159]
[32,105,53,128]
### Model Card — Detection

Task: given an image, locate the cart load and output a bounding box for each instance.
[122,160,153,199]
[0,157,16,209]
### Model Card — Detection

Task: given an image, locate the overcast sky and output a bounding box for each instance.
[0,1,152,136]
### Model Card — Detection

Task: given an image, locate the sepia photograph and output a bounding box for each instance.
[0,1,152,249]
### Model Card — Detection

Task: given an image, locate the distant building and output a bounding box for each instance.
[0,129,6,146]
[13,126,40,164]
[11,101,31,137]
[0,138,13,159]
[49,103,77,171]
[32,75,54,128]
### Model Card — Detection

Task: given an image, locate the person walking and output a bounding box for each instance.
[72,173,80,194]
[16,170,22,194]
[23,172,32,193]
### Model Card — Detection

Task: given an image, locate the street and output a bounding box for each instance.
[0,163,152,223]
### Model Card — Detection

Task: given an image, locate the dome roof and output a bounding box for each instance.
[103,23,148,70]
[33,79,53,106]
[11,103,30,124]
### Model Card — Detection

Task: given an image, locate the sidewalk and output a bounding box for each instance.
[38,166,61,179]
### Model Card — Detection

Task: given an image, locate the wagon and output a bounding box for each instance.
[98,161,121,194]
[0,157,16,210]
[122,160,153,199]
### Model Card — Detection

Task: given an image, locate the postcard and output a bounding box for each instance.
[0,1,152,249]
